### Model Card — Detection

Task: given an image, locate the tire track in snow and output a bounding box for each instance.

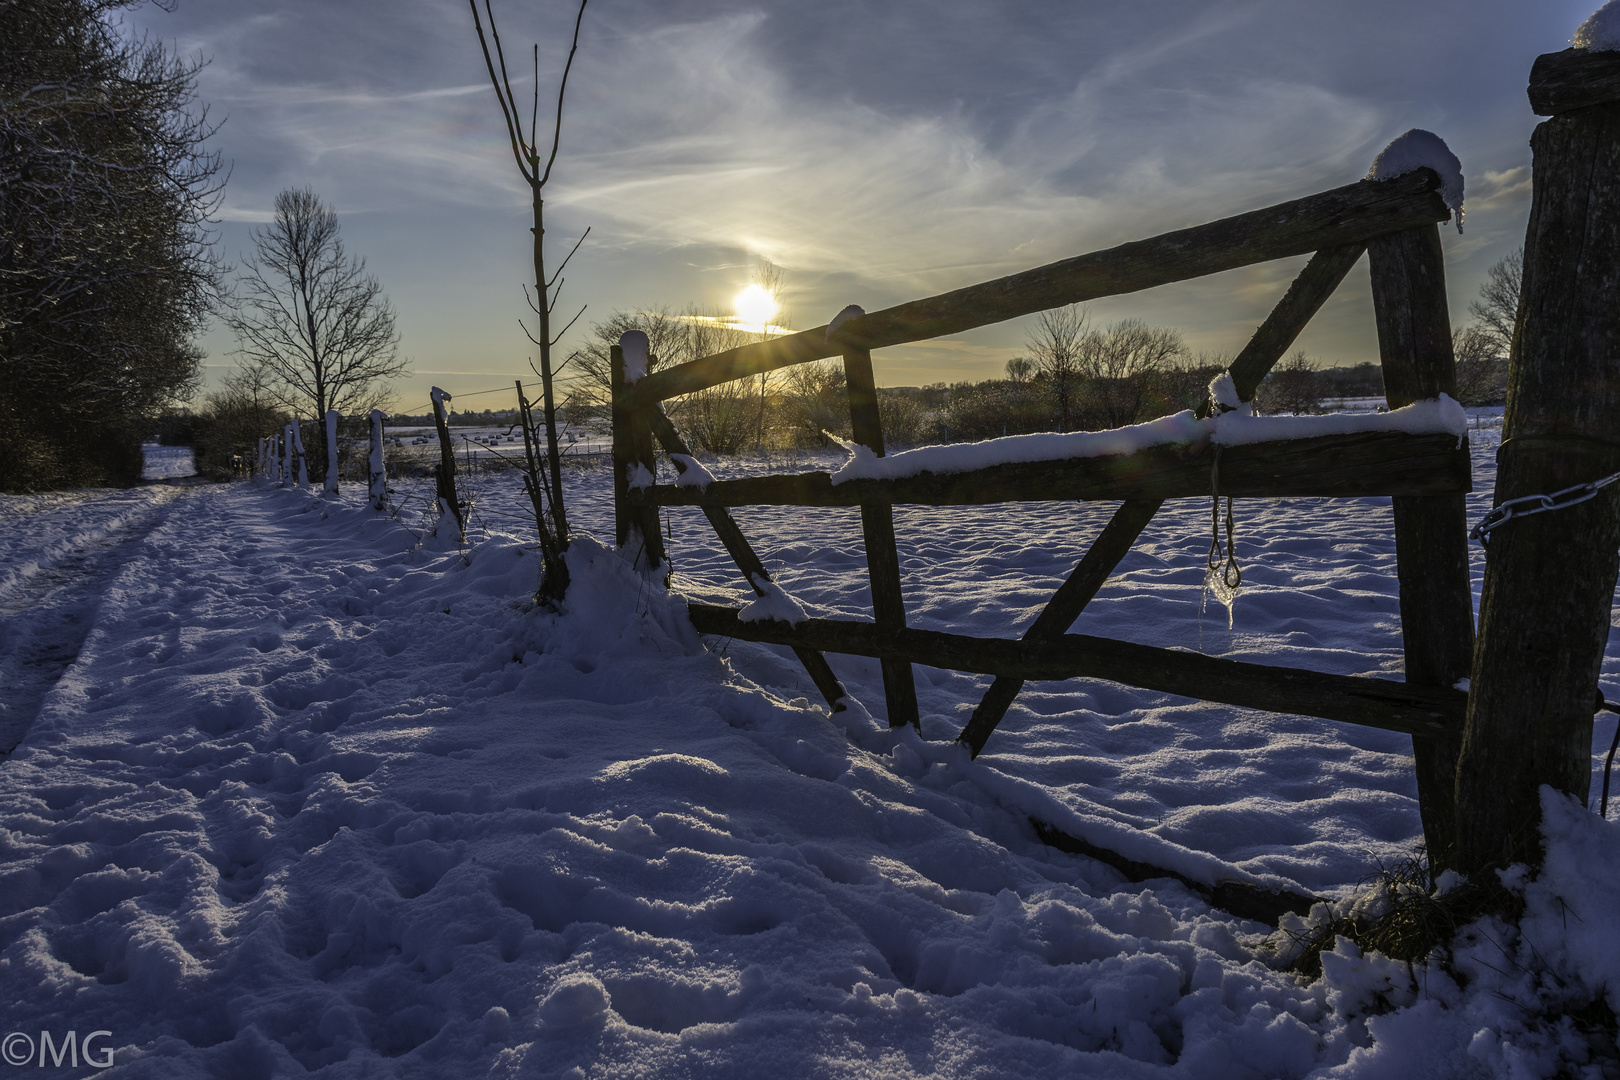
[0,486,188,757]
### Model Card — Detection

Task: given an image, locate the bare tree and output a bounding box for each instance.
[1004,356,1035,384]
[566,308,690,407]
[224,188,405,429]
[1026,305,1088,432]
[1253,349,1325,415]
[1453,325,1507,406]
[469,0,588,584]
[1468,248,1523,357]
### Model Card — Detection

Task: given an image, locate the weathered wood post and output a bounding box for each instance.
[611,332,666,573]
[1367,212,1475,874]
[834,307,920,729]
[324,409,341,495]
[291,421,310,488]
[368,409,387,509]
[1456,44,1620,877]
[430,387,464,541]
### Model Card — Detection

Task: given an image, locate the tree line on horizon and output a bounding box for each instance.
[549,255,1516,457]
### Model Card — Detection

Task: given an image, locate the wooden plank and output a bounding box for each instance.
[1457,101,1620,877]
[1529,48,1620,116]
[959,244,1371,756]
[644,406,849,713]
[627,171,1450,406]
[632,430,1471,509]
[844,346,919,729]
[1369,224,1475,873]
[686,605,1467,741]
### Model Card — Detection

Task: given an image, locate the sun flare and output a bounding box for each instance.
[733,284,778,330]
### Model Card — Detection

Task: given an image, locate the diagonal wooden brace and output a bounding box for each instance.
[956,242,1368,755]
[645,405,849,713]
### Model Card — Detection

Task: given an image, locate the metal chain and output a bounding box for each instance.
[1208,447,1242,590]
[1469,468,1620,548]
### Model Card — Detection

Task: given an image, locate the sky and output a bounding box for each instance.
[125,0,1592,408]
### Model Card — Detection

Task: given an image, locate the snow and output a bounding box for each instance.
[620,330,650,383]
[1367,129,1465,233]
[826,383,1466,486]
[139,445,196,481]
[1574,0,1620,50]
[670,453,717,490]
[826,304,866,342]
[737,573,810,626]
[1,417,1617,1076]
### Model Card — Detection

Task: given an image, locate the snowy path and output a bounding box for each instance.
[0,487,189,755]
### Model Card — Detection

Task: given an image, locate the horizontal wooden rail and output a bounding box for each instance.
[686,605,1466,740]
[627,170,1450,406]
[634,430,1470,509]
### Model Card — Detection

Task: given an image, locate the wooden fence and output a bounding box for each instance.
[612,166,1475,867]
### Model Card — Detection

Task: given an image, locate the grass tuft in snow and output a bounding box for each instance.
[1278,852,1503,980]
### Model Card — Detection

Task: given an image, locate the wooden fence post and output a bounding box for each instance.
[291,421,310,488]
[842,339,919,729]
[611,336,666,572]
[368,410,387,509]
[324,409,341,495]
[430,387,464,541]
[1456,49,1620,878]
[1367,221,1474,874]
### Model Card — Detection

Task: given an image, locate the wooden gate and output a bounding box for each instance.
[612,167,1473,865]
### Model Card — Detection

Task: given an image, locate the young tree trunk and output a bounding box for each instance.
[1455,96,1620,878]
[531,181,570,547]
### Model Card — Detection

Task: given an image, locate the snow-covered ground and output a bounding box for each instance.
[140,445,197,481]
[0,412,1615,1077]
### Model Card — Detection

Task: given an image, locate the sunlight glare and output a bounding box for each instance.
[734,284,777,330]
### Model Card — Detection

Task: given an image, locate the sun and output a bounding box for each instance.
[733,284,777,330]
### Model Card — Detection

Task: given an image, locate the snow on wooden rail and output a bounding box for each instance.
[635,430,1471,509]
[685,605,1467,741]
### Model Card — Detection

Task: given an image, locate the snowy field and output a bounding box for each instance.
[1,416,1618,1077]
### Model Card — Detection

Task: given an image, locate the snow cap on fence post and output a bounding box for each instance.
[1367,129,1465,232]
[324,410,340,495]
[619,331,649,383]
[368,409,388,509]
[1574,0,1620,50]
